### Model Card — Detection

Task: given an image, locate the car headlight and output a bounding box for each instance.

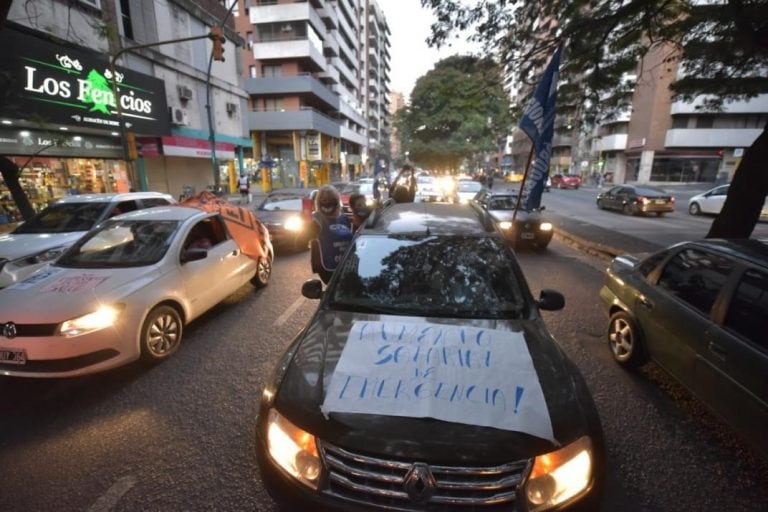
[14,246,69,267]
[266,409,322,489]
[498,221,513,230]
[284,216,304,232]
[459,197,469,204]
[524,436,594,511]
[539,222,553,232]
[59,305,122,337]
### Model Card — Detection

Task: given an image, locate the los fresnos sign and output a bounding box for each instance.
[0,29,169,136]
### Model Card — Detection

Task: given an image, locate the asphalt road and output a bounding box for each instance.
[1,206,767,511]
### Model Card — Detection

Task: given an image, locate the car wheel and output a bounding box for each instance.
[622,203,635,215]
[608,311,645,367]
[597,199,605,210]
[655,212,665,217]
[251,255,272,288]
[688,202,701,215]
[140,305,183,364]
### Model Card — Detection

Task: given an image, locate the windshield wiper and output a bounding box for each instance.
[329,300,402,314]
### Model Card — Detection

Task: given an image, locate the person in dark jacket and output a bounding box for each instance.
[389,164,417,203]
[308,185,353,283]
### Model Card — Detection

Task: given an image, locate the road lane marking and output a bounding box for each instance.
[274,297,307,326]
[87,476,137,512]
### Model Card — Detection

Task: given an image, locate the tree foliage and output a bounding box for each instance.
[422,0,768,237]
[396,55,512,171]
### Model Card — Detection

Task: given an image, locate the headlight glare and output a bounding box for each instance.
[266,409,321,489]
[498,221,513,230]
[284,216,304,232]
[525,436,593,511]
[539,222,553,231]
[59,305,122,337]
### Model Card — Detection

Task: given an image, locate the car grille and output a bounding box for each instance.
[0,323,59,337]
[319,441,530,511]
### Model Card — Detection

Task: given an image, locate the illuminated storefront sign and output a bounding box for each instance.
[0,128,123,159]
[0,28,169,135]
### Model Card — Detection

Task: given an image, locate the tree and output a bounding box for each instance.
[422,0,768,238]
[396,55,512,171]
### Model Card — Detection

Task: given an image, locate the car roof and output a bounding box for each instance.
[54,192,173,203]
[684,239,768,267]
[266,188,316,197]
[112,205,207,222]
[364,202,493,236]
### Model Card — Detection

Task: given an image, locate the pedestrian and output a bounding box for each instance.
[487,174,494,189]
[238,174,250,203]
[389,164,417,203]
[308,185,353,283]
[372,174,381,202]
[348,192,370,231]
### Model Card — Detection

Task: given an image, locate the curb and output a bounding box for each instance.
[553,227,624,261]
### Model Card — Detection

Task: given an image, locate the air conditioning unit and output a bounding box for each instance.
[177,85,193,101]
[225,102,238,114]
[171,107,190,126]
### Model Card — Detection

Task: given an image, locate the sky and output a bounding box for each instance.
[379,1,480,102]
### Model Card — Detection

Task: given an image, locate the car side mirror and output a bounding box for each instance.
[181,248,207,263]
[539,205,546,211]
[538,289,565,311]
[301,279,323,299]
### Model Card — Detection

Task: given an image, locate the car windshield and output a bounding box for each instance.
[12,202,107,234]
[634,187,668,196]
[329,234,526,318]
[488,196,516,210]
[458,181,482,192]
[57,220,179,268]
[259,195,303,212]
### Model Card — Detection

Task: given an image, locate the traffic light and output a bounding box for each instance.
[125,131,139,160]
[210,25,225,62]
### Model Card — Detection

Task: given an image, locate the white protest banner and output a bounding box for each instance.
[321,319,555,442]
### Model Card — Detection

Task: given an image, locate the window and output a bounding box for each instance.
[119,0,134,40]
[724,269,768,348]
[696,116,714,129]
[262,65,281,77]
[141,198,172,208]
[249,65,257,78]
[638,250,669,278]
[264,98,284,111]
[657,248,734,315]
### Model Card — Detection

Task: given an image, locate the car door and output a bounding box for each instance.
[179,215,244,317]
[637,247,735,389]
[604,186,624,210]
[695,266,768,455]
[701,185,728,214]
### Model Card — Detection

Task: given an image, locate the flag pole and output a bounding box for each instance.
[512,144,535,224]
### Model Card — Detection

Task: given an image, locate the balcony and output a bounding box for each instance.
[318,64,340,84]
[323,33,339,56]
[252,39,325,70]
[249,3,325,36]
[670,94,768,115]
[248,107,340,135]
[245,74,339,108]
[597,133,628,152]
[340,124,366,145]
[665,128,763,148]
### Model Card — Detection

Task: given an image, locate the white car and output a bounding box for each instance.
[414,175,445,202]
[0,192,174,289]
[688,184,768,217]
[0,205,272,378]
[454,179,484,204]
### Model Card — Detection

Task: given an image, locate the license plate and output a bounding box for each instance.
[521,232,535,239]
[0,348,27,365]
[655,199,666,204]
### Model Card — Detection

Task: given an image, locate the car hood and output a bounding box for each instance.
[273,311,593,464]
[488,210,543,223]
[0,232,86,260]
[0,264,163,322]
[255,209,304,225]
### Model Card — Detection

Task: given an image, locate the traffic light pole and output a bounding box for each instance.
[109,31,225,190]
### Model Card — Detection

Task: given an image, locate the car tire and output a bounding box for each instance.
[140,305,183,364]
[251,255,272,288]
[655,212,665,217]
[689,202,701,215]
[622,203,635,215]
[608,311,646,367]
[597,199,605,210]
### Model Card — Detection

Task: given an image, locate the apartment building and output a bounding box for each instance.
[362,0,391,176]
[236,0,390,188]
[0,0,250,203]
[389,91,406,161]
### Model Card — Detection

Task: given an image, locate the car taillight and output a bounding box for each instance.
[670,197,675,203]
[638,196,649,205]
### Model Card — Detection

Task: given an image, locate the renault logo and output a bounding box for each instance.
[2,322,17,339]
[403,462,436,504]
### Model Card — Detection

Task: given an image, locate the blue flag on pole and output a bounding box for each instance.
[519,47,562,210]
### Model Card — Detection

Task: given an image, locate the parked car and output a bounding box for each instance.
[550,173,582,189]
[688,184,768,217]
[475,190,554,249]
[596,185,675,216]
[254,188,316,251]
[599,239,768,457]
[454,179,484,203]
[0,204,273,378]
[256,201,605,512]
[0,192,175,289]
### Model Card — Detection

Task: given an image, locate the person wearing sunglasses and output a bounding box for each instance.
[308,185,353,283]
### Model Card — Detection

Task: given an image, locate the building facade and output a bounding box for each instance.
[235,0,390,189]
[361,0,391,177]
[0,0,250,214]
